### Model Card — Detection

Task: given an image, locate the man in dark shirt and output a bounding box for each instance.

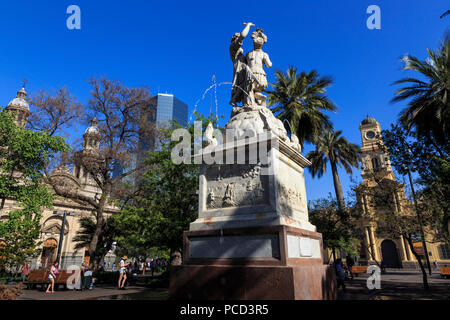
[346,255,355,279]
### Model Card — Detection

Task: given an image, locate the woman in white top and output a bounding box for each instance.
[45,262,59,294]
[118,256,128,289]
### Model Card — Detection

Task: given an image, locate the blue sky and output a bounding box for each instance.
[0,0,448,202]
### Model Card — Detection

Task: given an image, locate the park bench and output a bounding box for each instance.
[440,267,450,279]
[24,270,49,289]
[24,269,81,290]
[351,265,368,277]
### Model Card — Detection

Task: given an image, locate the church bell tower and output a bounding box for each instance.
[359,116,395,181]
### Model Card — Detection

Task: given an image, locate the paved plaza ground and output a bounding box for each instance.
[15,268,450,300]
[19,285,169,300]
[341,268,450,300]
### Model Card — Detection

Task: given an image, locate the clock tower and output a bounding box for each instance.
[359,115,395,181]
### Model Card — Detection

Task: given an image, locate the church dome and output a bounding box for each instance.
[361,115,378,125]
[6,87,29,112]
[84,117,100,135]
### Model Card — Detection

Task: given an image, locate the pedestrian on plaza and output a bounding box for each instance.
[81,262,87,274]
[21,262,30,283]
[45,261,59,294]
[334,259,346,292]
[380,260,387,273]
[84,266,96,290]
[151,259,156,276]
[433,260,438,269]
[118,256,129,290]
[346,255,355,279]
[112,263,115,271]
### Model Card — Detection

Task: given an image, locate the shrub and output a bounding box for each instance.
[0,283,23,300]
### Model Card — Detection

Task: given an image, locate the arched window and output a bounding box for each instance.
[372,157,380,171]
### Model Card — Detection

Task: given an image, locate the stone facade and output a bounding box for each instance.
[335,116,450,269]
[1,87,118,271]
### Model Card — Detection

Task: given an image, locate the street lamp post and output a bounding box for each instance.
[54,210,76,266]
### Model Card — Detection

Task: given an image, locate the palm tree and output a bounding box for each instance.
[392,36,449,156]
[267,66,337,149]
[306,129,360,210]
[73,216,116,269]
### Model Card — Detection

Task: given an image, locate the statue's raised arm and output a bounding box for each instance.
[229,22,254,61]
[229,23,255,107]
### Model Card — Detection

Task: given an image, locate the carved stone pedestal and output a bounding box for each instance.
[169,225,337,300]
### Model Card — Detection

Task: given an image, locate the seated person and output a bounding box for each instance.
[83,267,96,290]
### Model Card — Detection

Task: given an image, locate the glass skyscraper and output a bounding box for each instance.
[155,93,188,126]
[113,93,188,186]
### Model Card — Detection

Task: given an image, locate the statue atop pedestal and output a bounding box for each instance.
[230,23,271,108]
[226,23,299,149]
[170,24,337,300]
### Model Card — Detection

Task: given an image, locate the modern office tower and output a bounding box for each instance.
[113,93,188,185]
[137,93,188,164]
[155,93,188,126]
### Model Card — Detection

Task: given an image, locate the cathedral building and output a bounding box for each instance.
[352,116,450,268]
[1,86,118,270]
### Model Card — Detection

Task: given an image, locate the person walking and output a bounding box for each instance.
[21,262,30,283]
[346,255,355,279]
[380,260,387,273]
[335,258,346,292]
[433,260,438,269]
[45,262,59,294]
[118,256,129,290]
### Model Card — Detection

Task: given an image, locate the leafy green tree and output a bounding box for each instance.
[0,110,69,272]
[44,77,155,270]
[381,124,450,247]
[306,129,360,210]
[309,196,358,261]
[392,36,449,155]
[267,66,337,149]
[114,113,219,265]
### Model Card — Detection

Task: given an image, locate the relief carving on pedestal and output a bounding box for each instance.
[205,164,268,209]
[278,182,304,211]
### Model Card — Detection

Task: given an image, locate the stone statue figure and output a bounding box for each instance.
[230,22,254,107]
[224,23,289,143]
[246,28,272,106]
[229,23,272,108]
